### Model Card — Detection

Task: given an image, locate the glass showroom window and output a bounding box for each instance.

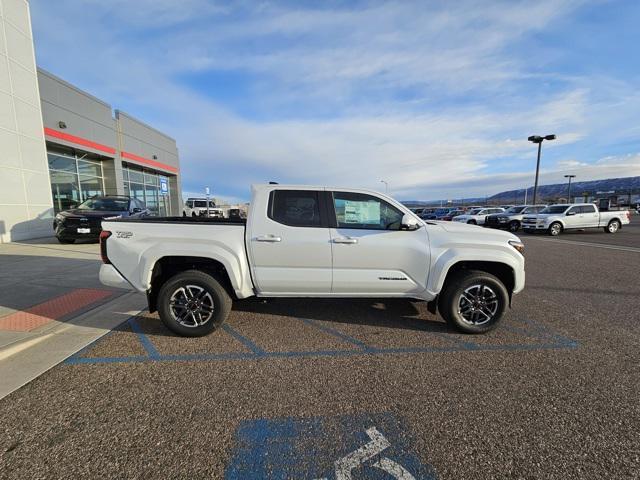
[122,164,171,216]
[48,151,104,213]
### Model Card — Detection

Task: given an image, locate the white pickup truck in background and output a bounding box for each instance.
[99,184,526,336]
[521,203,631,236]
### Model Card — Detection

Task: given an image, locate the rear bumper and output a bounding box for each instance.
[99,264,133,290]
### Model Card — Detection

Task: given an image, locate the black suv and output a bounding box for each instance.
[53,196,149,243]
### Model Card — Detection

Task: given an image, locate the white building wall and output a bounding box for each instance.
[0,0,51,243]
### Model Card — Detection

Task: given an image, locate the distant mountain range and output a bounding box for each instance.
[403,176,640,206]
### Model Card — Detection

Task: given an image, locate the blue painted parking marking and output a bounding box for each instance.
[225,412,437,479]
[64,314,578,365]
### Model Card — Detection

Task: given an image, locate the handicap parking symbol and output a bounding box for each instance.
[225,413,437,479]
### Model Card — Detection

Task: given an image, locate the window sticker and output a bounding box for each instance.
[343,200,381,225]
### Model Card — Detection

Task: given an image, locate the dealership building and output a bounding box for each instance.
[0,0,182,243]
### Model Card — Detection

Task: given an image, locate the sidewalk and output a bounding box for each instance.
[0,237,146,398]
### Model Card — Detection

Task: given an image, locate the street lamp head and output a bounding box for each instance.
[544,134,557,141]
[527,135,543,143]
[564,174,576,179]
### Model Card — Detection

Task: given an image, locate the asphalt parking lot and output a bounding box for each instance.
[1,223,639,479]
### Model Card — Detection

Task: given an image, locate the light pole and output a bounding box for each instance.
[528,134,556,205]
[380,180,388,193]
[564,174,576,203]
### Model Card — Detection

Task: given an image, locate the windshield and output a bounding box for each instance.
[505,206,526,214]
[468,208,482,215]
[540,205,569,214]
[77,198,129,212]
[193,200,216,208]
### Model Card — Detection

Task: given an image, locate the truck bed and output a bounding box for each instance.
[111,216,247,225]
[101,217,252,297]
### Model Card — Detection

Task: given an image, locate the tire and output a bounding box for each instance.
[438,270,508,334]
[182,211,187,217]
[508,220,520,232]
[467,220,477,225]
[605,219,620,234]
[157,270,232,337]
[56,237,75,244]
[548,222,562,236]
[192,212,197,218]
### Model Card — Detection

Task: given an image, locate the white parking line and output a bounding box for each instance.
[524,236,640,253]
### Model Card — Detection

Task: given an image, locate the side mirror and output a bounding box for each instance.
[132,207,142,213]
[401,213,420,231]
[566,211,576,216]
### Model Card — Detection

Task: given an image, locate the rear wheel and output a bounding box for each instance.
[438,270,508,334]
[548,222,562,236]
[508,220,520,232]
[605,219,620,234]
[192,212,197,218]
[157,270,232,337]
[182,211,187,217]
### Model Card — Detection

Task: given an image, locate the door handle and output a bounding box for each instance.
[256,235,282,242]
[333,237,358,244]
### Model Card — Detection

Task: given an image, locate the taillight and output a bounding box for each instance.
[100,230,112,264]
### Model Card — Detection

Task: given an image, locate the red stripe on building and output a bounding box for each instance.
[0,289,114,332]
[44,127,116,155]
[120,150,178,173]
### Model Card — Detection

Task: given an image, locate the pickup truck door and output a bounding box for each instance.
[564,206,582,229]
[579,204,599,227]
[327,191,430,295]
[248,189,333,294]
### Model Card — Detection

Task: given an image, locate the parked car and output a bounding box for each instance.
[53,196,149,244]
[485,205,547,232]
[418,208,438,219]
[441,209,465,221]
[452,207,505,225]
[521,203,631,236]
[99,184,525,336]
[183,198,218,217]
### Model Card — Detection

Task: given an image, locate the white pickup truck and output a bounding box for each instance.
[521,203,631,236]
[99,184,525,336]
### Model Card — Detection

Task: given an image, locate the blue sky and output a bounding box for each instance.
[30,0,640,202]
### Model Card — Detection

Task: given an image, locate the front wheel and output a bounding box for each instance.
[467,220,477,225]
[548,222,562,236]
[508,220,520,232]
[605,219,620,234]
[438,270,508,334]
[157,270,232,337]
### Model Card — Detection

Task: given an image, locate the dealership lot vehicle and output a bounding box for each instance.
[53,196,149,244]
[100,185,525,336]
[485,205,547,232]
[522,203,630,236]
[451,207,505,225]
[182,198,220,217]
[1,227,639,479]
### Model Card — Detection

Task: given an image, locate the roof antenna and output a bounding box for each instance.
[269,181,279,184]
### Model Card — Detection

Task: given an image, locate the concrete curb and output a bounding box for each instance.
[0,291,146,400]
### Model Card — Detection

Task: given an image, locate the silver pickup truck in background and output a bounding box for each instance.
[521,203,630,236]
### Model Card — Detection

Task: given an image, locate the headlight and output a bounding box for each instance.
[509,240,525,254]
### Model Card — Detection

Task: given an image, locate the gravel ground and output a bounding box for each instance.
[1,229,639,479]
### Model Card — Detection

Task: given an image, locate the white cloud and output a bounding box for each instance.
[29,0,640,203]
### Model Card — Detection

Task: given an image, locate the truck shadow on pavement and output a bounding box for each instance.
[232,297,453,334]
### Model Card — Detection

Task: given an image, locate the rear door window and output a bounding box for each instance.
[580,205,596,213]
[269,190,323,227]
